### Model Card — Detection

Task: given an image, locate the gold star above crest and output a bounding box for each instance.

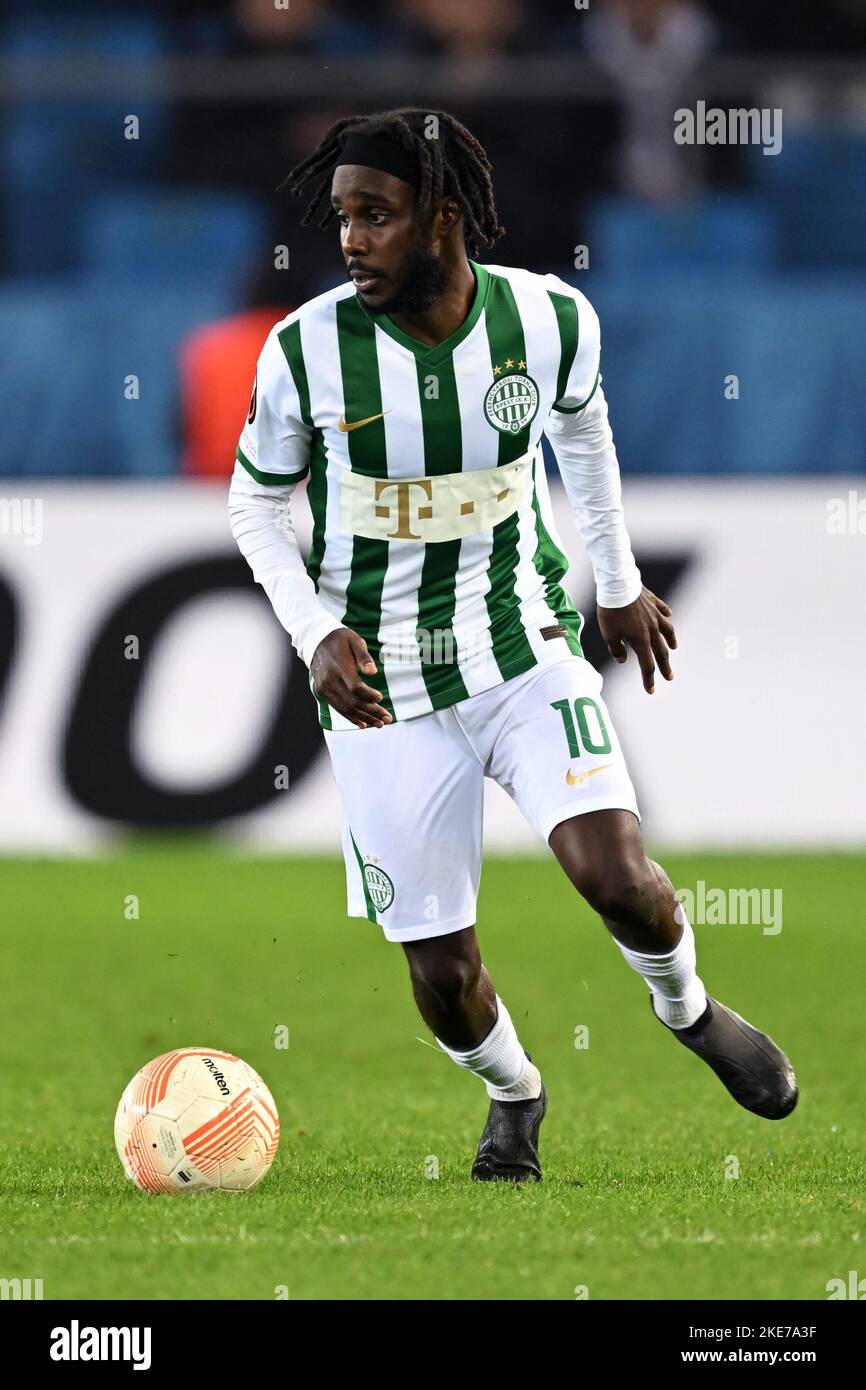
[493,364,502,375]
[504,358,514,368]
[518,359,527,370]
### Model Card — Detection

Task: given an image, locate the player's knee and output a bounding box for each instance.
[406,947,480,1012]
[573,853,659,928]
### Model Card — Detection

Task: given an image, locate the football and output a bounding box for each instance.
[114,1048,279,1193]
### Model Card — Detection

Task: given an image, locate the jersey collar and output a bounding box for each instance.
[357,260,491,365]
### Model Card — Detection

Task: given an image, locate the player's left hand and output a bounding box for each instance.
[597,587,677,694]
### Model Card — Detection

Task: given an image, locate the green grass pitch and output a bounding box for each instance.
[1,846,863,1301]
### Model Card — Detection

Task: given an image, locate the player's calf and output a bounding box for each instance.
[403,930,546,1180]
[552,810,706,1025]
[550,811,797,1117]
[551,811,682,948]
[403,927,496,1050]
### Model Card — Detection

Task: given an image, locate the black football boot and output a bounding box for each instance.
[471,1075,547,1182]
[652,994,798,1119]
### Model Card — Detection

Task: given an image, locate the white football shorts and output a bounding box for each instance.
[323,653,639,943]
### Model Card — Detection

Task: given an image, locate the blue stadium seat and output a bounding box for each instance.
[747,129,866,198]
[543,270,866,475]
[774,199,866,268]
[586,193,777,275]
[748,131,866,269]
[79,189,270,295]
[1,11,169,274]
[0,280,233,478]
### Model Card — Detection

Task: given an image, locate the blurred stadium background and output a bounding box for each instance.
[2,0,866,1306]
[0,0,863,851]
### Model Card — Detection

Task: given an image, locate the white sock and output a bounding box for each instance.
[436,995,542,1101]
[616,914,708,1029]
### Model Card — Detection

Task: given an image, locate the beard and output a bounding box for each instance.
[377,242,449,316]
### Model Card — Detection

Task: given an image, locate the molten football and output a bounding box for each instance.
[114,1048,279,1193]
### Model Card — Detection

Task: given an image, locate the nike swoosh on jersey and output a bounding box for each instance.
[338,411,389,432]
[565,762,614,786]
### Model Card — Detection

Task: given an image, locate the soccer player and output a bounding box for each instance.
[229,108,797,1181]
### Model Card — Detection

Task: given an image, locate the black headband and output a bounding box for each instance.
[335,131,422,189]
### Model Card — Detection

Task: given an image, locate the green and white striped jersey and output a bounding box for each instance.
[236,261,603,729]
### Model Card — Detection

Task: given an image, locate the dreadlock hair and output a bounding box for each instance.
[280,107,505,259]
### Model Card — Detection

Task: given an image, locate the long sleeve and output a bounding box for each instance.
[541,275,642,609]
[545,382,642,609]
[228,461,344,668]
[228,317,345,667]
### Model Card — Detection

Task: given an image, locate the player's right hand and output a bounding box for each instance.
[310,628,393,729]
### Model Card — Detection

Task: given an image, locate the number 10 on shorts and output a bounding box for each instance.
[551,697,612,758]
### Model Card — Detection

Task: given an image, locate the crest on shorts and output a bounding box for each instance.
[484,369,539,434]
[364,863,395,912]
